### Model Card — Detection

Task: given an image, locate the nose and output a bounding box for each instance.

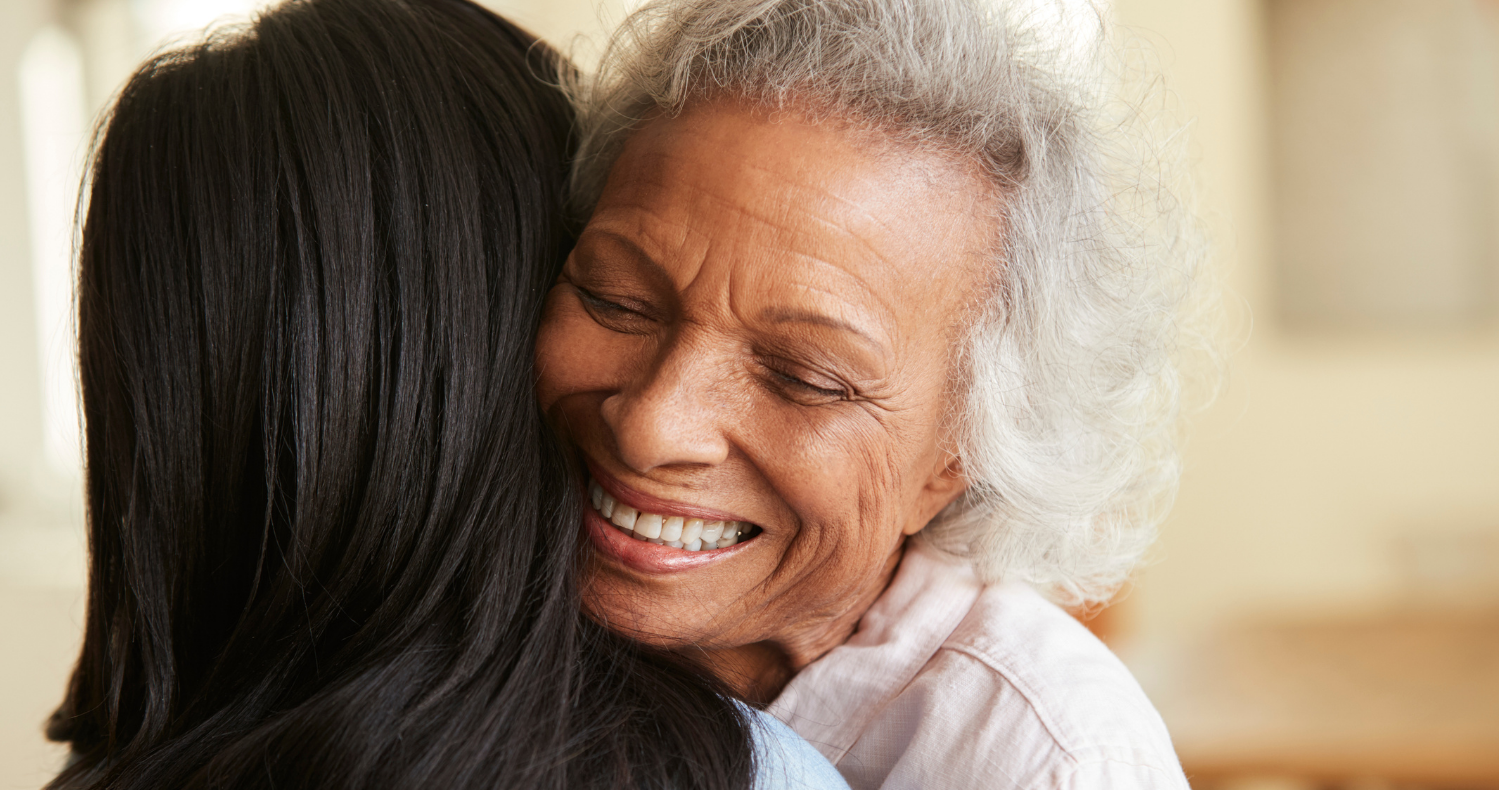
[600,336,731,473]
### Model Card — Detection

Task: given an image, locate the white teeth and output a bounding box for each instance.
[635,513,663,539]
[701,521,724,543]
[589,480,753,551]
[611,503,638,530]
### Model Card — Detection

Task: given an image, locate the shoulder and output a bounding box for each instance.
[839,582,1188,790]
[944,583,1185,783]
[744,704,853,790]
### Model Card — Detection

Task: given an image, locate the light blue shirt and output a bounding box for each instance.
[744,705,850,789]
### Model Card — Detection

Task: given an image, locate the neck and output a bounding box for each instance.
[704,641,796,706]
[701,541,907,705]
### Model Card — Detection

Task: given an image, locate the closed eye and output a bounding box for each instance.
[576,287,633,315]
[774,370,843,397]
[762,363,850,402]
[575,286,655,333]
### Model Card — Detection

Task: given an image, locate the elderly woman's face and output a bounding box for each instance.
[535,102,992,695]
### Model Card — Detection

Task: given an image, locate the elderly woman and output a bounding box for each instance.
[536,0,1202,787]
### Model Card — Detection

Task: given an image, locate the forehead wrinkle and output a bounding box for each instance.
[644,143,909,272]
[724,132,988,274]
[726,167,978,304]
[585,200,726,292]
[616,151,938,302]
[785,152,1000,298]
[622,153,800,236]
[732,177,909,277]
[771,254,899,337]
[718,255,899,370]
[789,209,903,278]
[607,199,901,339]
[618,182,831,295]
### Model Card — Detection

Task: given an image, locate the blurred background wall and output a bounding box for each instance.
[0,0,1495,788]
[1119,0,1499,640]
[1109,2,1499,786]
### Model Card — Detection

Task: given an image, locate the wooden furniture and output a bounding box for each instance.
[1138,609,1499,789]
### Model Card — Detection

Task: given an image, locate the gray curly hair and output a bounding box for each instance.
[567,0,1207,605]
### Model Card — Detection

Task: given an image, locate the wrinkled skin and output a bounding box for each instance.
[535,100,995,703]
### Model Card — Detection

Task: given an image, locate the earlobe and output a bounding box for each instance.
[904,455,968,536]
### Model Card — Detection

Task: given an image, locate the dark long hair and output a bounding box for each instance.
[47,0,754,787]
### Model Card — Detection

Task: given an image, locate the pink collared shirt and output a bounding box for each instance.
[768,542,1189,790]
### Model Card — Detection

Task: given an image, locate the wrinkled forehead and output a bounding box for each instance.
[588,100,997,330]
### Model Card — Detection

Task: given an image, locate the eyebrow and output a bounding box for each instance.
[759,306,888,356]
[575,227,679,291]
[578,229,662,271]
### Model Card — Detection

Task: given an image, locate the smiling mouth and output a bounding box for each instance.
[588,478,760,551]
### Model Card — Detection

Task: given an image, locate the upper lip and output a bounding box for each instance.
[585,460,756,526]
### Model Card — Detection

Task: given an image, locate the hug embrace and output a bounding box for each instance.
[46,0,1206,788]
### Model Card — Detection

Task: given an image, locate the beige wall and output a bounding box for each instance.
[1271,0,1498,328]
[478,0,633,66]
[0,0,48,519]
[1113,0,1499,640]
[0,7,80,790]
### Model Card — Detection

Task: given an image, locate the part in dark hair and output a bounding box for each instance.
[46,0,754,787]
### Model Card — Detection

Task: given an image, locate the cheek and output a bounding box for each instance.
[758,406,909,560]
[752,409,943,626]
[757,385,949,545]
[534,290,634,412]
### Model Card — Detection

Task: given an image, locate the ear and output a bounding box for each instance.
[903,453,968,536]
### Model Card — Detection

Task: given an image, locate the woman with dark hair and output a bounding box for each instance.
[45,0,846,787]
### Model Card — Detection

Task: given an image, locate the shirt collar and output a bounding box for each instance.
[767,539,982,763]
